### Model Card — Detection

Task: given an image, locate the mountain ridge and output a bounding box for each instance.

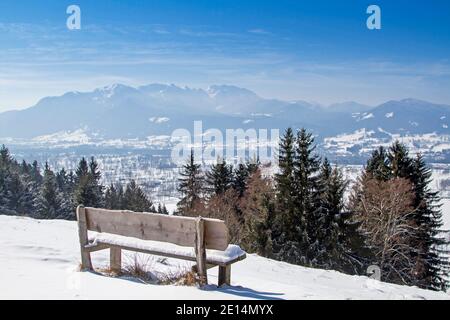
[0,83,449,140]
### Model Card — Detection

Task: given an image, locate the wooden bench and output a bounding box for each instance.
[76,205,246,286]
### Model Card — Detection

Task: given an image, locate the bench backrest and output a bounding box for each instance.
[82,207,229,251]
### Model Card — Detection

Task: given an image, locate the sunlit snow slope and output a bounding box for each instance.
[0,215,448,300]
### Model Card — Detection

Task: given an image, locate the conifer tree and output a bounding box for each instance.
[205,157,233,197]
[157,203,169,215]
[105,183,121,209]
[274,128,296,248]
[411,154,449,291]
[123,180,154,212]
[366,146,390,180]
[177,150,204,215]
[388,141,414,179]
[36,163,60,219]
[275,128,321,265]
[232,163,249,198]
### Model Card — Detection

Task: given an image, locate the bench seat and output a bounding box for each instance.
[87,232,247,267]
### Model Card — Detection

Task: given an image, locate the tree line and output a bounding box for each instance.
[0,145,168,220]
[176,128,449,291]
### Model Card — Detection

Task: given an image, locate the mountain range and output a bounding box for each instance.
[0,84,449,142]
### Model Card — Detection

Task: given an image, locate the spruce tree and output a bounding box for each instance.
[388,141,414,179]
[36,163,60,219]
[74,157,102,207]
[105,184,121,209]
[275,128,321,265]
[205,157,233,197]
[366,146,390,180]
[123,180,154,212]
[274,128,296,250]
[411,154,449,291]
[177,150,204,215]
[233,163,249,198]
[89,157,104,206]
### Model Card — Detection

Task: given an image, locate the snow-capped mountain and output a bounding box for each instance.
[0,84,449,158]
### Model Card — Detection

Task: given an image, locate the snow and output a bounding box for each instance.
[32,129,91,145]
[360,113,374,121]
[1,215,449,300]
[149,117,170,124]
[88,232,246,264]
[385,112,394,118]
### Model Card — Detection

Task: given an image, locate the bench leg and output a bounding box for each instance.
[77,206,93,271]
[110,247,122,274]
[218,265,231,286]
[80,249,93,271]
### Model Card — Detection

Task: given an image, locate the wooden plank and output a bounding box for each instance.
[84,208,228,250]
[195,218,208,285]
[218,265,231,286]
[76,205,93,270]
[89,241,245,266]
[204,219,229,251]
[97,242,199,262]
[110,247,121,274]
[84,243,110,253]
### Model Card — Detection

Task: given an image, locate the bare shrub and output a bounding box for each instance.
[204,189,243,244]
[349,176,419,284]
[121,253,158,283]
[157,266,201,286]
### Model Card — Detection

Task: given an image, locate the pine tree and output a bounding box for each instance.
[388,141,414,179]
[246,155,260,176]
[74,157,103,208]
[157,203,169,215]
[30,160,43,185]
[105,183,122,209]
[123,180,154,212]
[411,154,449,291]
[313,158,340,268]
[161,204,169,215]
[89,157,104,206]
[56,168,68,192]
[0,145,11,165]
[205,157,233,197]
[274,128,321,265]
[177,150,204,215]
[274,128,296,249]
[232,163,249,198]
[366,146,390,180]
[36,163,60,219]
[293,128,321,265]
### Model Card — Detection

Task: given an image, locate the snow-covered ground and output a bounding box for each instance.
[1,215,449,300]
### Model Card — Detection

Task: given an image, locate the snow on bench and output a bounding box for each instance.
[77,206,246,286]
[88,232,246,265]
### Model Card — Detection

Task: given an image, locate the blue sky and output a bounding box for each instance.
[0,0,450,111]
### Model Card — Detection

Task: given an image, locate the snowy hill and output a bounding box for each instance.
[1,215,448,300]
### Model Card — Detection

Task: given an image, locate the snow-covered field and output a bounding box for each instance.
[1,215,449,300]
